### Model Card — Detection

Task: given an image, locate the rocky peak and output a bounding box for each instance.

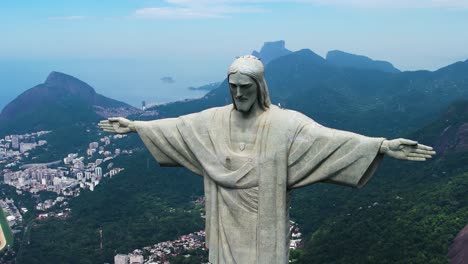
[44,71,95,96]
[252,40,293,65]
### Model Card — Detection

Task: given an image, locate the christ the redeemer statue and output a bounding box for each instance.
[99,55,435,264]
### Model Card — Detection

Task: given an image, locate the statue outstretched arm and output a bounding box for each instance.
[98,117,136,134]
[379,138,436,161]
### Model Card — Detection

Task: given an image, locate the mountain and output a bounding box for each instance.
[0,71,140,136]
[326,50,400,73]
[187,82,221,91]
[252,40,293,65]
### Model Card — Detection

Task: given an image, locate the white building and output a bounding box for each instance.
[74,162,84,170]
[18,177,25,187]
[77,172,83,181]
[87,148,96,156]
[114,254,129,264]
[89,142,99,149]
[20,142,36,153]
[53,177,62,186]
[11,135,19,149]
[3,173,11,183]
[129,253,144,264]
[95,167,102,177]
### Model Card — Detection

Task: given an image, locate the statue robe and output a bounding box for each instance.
[134,105,384,264]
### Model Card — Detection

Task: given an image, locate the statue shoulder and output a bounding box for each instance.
[180,105,232,123]
[269,105,319,127]
[199,105,232,119]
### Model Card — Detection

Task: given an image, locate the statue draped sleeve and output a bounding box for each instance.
[133,118,203,176]
[285,111,385,189]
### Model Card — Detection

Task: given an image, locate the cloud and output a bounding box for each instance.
[154,0,468,9]
[161,76,176,84]
[303,0,468,9]
[134,7,223,19]
[132,0,468,19]
[132,0,269,19]
[47,16,85,20]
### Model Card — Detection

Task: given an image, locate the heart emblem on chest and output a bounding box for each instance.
[239,142,246,151]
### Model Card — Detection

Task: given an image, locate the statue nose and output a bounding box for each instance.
[235,88,242,98]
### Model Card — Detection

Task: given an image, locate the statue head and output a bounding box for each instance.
[228,55,271,112]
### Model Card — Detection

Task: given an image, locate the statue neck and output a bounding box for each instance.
[234,102,263,120]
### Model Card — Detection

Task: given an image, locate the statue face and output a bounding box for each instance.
[229,72,258,113]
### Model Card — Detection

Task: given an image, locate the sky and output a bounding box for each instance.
[1,0,468,110]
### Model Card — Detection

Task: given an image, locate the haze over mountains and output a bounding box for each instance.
[1,41,468,263]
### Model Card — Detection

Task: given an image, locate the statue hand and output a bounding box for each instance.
[98,117,136,134]
[380,138,436,161]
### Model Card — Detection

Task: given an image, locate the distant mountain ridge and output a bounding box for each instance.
[326,50,400,73]
[187,82,221,91]
[0,71,139,135]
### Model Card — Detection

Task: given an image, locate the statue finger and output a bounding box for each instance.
[99,125,114,130]
[99,121,111,126]
[400,139,418,146]
[416,144,433,151]
[407,157,426,161]
[408,153,432,158]
[407,153,425,158]
[413,149,436,155]
[108,117,121,122]
[98,122,112,127]
[103,128,115,133]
